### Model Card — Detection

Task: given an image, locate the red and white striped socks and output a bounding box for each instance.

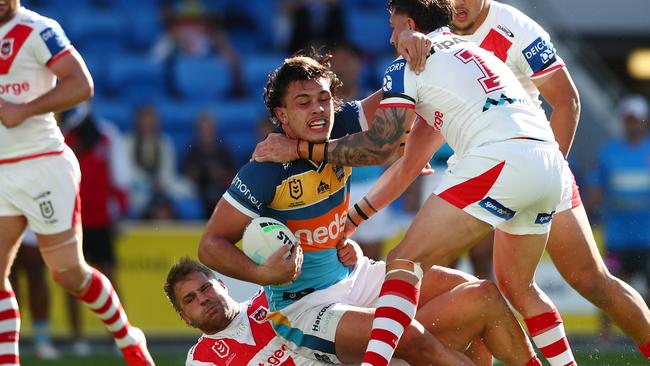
[524,308,576,366]
[361,260,422,366]
[0,290,19,366]
[76,268,140,349]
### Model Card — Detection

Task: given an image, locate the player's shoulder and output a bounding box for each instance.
[489,1,547,38]
[15,7,63,32]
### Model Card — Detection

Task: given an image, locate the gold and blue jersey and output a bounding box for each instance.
[223,102,364,310]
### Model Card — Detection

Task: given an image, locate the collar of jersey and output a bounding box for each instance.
[426,26,453,38]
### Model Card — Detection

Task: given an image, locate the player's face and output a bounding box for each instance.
[176,272,238,334]
[0,0,18,25]
[276,77,334,143]
[389,12,411,50]
[452,0,489,35]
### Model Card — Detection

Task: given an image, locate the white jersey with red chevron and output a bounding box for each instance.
[186,291,322,366]
[0,7,72,161]
[380,28,555,157]
[459,1,565,108]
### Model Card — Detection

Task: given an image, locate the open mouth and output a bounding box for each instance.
[455,9,468,21]
[309,118,327,129]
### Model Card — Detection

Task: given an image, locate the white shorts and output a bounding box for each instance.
[556,160,582,213]
[0,147,81,234]
[433,139,564,235]
[268,256,385,363]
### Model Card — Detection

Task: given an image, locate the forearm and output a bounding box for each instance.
[25,72,93,117]
[327,107,413,166]
[198,237,267,285]
[549,101,580,157]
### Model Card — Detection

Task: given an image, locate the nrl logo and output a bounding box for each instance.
[0,38,13,60]
[39,200,54,219]
[212,340,230,358]
[289,179,303,199]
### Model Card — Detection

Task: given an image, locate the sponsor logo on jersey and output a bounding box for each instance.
[431,36,468,51]
[433,111,444,130]
[40,27,68,56]
[250,305,269,324]
[212,339,230,358]
[497,24,515,38]
[259,344,291,366]
[478,197,515,220]
[289,178,303,199]
[382,74,393,92]
[312,303,334,332]
[0,81,30,96]
[317,180,330,194]
[332,164,345,181]
[0,38,13,59]
[288,204,347,249]
[383,59,406,93]
[232,174,264,210]
[314,352,334,363]
[483,94,518,112]
[522,37,557,73]
[535,211,555,224]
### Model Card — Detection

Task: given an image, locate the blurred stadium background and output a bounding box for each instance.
[13,0,650,364]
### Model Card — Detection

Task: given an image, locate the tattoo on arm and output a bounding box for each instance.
[329,107,410,166]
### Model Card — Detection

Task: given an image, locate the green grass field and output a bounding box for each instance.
[19,349,649,366]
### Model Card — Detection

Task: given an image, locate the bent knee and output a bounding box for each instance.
[50,265,89,293]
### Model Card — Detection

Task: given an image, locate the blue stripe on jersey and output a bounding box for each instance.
[272,323,336,355]
[265,249,350,310]
[39,27,70,57]
[522,37,557,73]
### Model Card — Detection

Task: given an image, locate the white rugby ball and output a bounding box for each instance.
[242,217,297,264]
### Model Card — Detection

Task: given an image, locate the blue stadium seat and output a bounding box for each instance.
[171,196,204,221]
[345,9,392,56]
[81,51,108,96]
[65,9,128,53]
[105,54,165,100]
[242,54,286,99]
[172,56,233,100]
[92,97,134,132]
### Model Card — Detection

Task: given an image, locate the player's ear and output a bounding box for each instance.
[406,18,417,31]
[179,311,191,326]
[274,107,288,125]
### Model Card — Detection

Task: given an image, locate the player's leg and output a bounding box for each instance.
[335,307,475,366]
[493,230,575,366]
[37,225,154,365]
[362,194,493,366]
[0,215,27,365]
[468,233,494,280]
[416,279,540,366]
[547,205,650,355]
[20,242,60,359]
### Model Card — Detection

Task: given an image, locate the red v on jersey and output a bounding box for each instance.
[480,29,512,63]
[0,24,33,75]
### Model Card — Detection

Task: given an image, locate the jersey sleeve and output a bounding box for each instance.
[513,15,565,80]
[378,58,418,109]
[223,162,276,218]
[331,101,365,138]
[32,18,72,67]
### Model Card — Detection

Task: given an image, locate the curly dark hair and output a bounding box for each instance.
[387,0,455,34]
[164,257,215,312]
[263,49,343,125]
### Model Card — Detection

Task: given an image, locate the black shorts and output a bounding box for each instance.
[82,226,116,267]
[606,247,650,282]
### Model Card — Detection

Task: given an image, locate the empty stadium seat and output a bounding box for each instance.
[172,56,233,100]
[105,54,165,99]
